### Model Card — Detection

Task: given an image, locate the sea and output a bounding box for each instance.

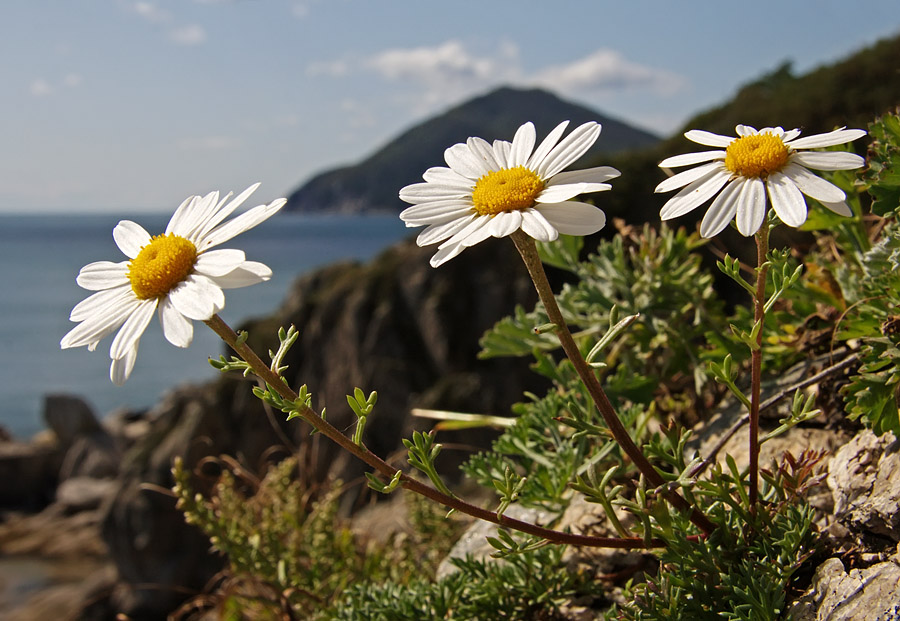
[0,211,411,439]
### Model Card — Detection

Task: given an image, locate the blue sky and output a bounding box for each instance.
[3,0,898,213]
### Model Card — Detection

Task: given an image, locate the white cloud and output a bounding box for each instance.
[128,1,208,46]
[531,49,684,95]
[291,2,311,18]
[29,79,54,97]
[63,73,83,88]
[309,40,685,126]
[132,1,170,24]
[29,74,83,97]
[307,58,350,77]
[170,25,207,46]
[177,136,237,151]
[366,40,503,84]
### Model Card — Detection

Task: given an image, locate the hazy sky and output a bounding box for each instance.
[4,1,898,213]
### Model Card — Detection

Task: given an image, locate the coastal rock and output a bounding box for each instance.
[828,430,900,543]
[0,439,61,510]
[42,394,103,449]
[788,549,900,621]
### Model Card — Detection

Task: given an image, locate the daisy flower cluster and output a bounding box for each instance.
[60,183,286,384]
[655,125,866,237]
[399,121,620,267]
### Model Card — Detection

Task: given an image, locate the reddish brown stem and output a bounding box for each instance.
[204,313,661,549]
[509,231,715,535]
[749,222,770,509]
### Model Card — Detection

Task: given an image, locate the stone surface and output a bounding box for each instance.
[436,504,553,580]
[828,430,900,542]
[0,439,62,509]
[788,548,900,621]
[42,394,103,450]
[55,477,118,514]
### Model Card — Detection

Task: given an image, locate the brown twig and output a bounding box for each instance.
[509,231,715,535]
[749,222,770,509]
[689,350,859,480]
[204,313,665,549]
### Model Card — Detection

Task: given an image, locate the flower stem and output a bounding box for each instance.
[749,222,770,509]
[509,231,715,535]
[204,313,662,549]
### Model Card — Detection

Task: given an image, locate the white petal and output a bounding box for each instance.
[786,128,866,149]
[173,191,219,239]
[767,173,808,227]
[699,179,742,238]
[198,199,286,251]
[400,201,474,226]
[547,166,620,186]
[211,261,273,289]
[430,242,466,268]
[536,183,586,203]
[193,183,262,242]
[658,150,725,168]
[437,216,491,251]
[508,122,536,168]
[782,129,803,142]
[735,178,766,236]
[535,202,606,236]
[417,214,477,246]
[158,297,193,348]
[467,137,501,171]
[61,295,140,349]
[69,286,134,322]
[459,220,495,248]
[791,150,865,171]
[735,125,758,136]
[194,248,247,277]
[110,343,139,385]
[535,122,601,178]
[113,221,152,259]
[520,209,559,242]
[656,162,726,194]
[492,140,512,168]
[526,121,569,171]
[76,261,130,291]
[684,129,734,147]
[782,163,846,203]
[164,195,198,236]
[399,182,471,204]
[109,298,156,360]
[487,211,523,237]
[167,274,225,321]
[819,200,853,217]
[659,169,731,220]
[422,167,474,189]
[445,143,490,179]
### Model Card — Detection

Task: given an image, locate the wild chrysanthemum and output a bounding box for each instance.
[60,183,286,384]
[399,120,619,267]
[656,125,866,237]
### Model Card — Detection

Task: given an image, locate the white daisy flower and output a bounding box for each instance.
[655,125,866,237]
[399,120,620,267]
[60,183,286,385]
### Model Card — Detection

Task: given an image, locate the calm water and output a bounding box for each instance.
[0,212,409,438]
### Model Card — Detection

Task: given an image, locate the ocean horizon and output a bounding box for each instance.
[0,211,410,439]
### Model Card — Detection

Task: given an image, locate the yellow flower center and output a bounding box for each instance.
[127,233,198,299]
[724,133,790,178]
[471,166,545,216]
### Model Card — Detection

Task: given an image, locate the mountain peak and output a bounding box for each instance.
[284,86,659,214]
